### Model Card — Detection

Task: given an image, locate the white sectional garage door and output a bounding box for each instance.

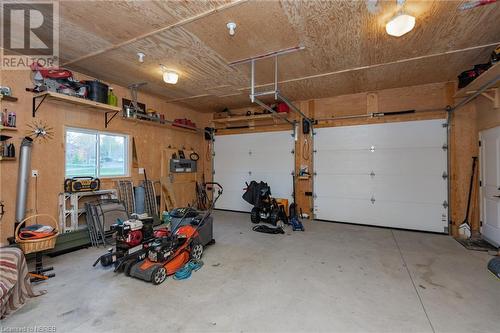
[314,119,448,233]
[214,131,294,212]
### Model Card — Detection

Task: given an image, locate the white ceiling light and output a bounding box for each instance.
[386,13,415,37]
[163,71,179,84]
[137,52,145,63]
[226,22,236,36]
[386,0,415,37]
[160,64,179,84]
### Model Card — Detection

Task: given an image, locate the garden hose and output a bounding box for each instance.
[206,141,212,161]
[302,139,310,161]
[173,259,204,280]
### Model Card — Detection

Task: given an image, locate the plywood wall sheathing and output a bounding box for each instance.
[0,70,210,245]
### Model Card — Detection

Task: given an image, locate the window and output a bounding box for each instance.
[65,127,129,178]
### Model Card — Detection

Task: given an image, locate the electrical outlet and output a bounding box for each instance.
[138,168,144,174]
[31,170,39,177]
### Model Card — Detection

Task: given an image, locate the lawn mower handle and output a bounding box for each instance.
[204,182,223,194]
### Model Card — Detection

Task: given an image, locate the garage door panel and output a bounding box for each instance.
[215,131,294,212]
[316,198,446,233]
[372,175,446,203]
[252,171,293,200]
[215,172,249,191]
[217,190,253,211]
[314,119,448,233]
[315,175,373,198]
[316,148,446,176]
[315,121,446,150]
[315,150,374,174]
[315,197,374,223]
[371,201,447,233]
[249,151,294,173]
[369,148,446,175]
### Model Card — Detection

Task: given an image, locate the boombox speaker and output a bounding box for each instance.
[64,177,100,193]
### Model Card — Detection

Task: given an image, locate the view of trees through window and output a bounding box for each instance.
[65,128,128,178]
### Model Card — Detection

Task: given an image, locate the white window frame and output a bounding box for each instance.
[65,127,130,179]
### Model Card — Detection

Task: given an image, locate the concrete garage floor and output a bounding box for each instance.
[3,211,499,332]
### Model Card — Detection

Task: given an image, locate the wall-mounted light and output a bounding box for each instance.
[160,64,179,84]
[386,0,415,37]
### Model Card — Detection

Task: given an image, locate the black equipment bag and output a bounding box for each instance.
[242,181,271,208]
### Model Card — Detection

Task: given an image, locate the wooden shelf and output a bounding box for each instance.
[454,62,500,98]
[33,91,121,112]
[213,113,288,124]
[0,126,17,131]
[0,95,18,102]
[0,156,16,161]
[123,116,200,134]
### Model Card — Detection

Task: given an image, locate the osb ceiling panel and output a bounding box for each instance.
[55,0,500,112]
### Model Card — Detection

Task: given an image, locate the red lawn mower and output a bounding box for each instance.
[128,182,223,285]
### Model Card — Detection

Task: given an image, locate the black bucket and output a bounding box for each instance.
[85,80,108,104]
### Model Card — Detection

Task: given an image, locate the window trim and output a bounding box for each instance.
[64,126,131,179]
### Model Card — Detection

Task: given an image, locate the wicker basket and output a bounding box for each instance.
[15,214,59,255]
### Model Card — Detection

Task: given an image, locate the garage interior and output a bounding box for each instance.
[0,0,499,332]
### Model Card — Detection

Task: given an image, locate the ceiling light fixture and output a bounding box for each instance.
[385,0,415,37]
[226,22,237,36]
[137,52,145,63]
[160,64,179,84]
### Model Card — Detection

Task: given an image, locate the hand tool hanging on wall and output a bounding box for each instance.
[142,169,159,221]
[132,137,139,168]
[458,156,478,237]
[116,180,135,215]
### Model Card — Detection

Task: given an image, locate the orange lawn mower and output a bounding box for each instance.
[128,182,223,285]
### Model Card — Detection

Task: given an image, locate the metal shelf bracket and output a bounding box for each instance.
[105,111,120,128]
[32,94,48,117]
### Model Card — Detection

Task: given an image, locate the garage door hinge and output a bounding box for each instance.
[442,144,448,150]
[442,172,448,180]
[313,172,317,176]
[370,171,375,177]
[480,220,483,226]
[443,200,448,209]
[370,196,376,204]
[442,123,448,128]
[313,149,317,153]
[479,180,482,187]
[248,150,252,156]
[479,140,481,147]
[291,149,295,154]
[248,171,252,175]
[212,170,215,175]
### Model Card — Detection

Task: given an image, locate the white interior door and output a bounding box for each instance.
[214,131,294,212]
[314,119,448,233]
[480,126,500,247]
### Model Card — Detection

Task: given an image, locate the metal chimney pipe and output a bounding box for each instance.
[15,137,34,225]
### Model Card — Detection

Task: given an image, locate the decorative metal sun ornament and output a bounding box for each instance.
[27,120,54,142]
